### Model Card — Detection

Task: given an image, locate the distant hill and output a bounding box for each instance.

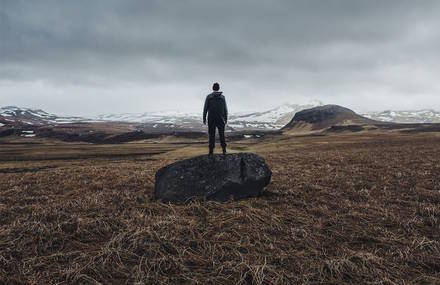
[282,105,378,132]
[0,106,84,126]
[364,110,440,123]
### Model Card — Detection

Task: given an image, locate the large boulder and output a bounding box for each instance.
[154,153,272,203]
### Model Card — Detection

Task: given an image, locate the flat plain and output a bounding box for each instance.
[1,131,440,284]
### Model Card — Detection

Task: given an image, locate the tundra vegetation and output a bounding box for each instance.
[0,132,439,284]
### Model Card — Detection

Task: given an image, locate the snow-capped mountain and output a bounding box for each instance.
[96,110,200,123]
[0,106,85,126]
[1,102,324,130]
[227,101,323,129]
[96,110,202,130]
[95,101,324,130]
[363,110,440,123]
[3,103,440,131]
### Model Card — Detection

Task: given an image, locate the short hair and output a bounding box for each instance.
[212,82,220,91]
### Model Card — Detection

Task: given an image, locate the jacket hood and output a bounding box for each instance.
[211,91,223,97]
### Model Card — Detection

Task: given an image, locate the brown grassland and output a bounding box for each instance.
[0,131,440,284]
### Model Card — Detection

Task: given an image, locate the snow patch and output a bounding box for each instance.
[21,130,36,137]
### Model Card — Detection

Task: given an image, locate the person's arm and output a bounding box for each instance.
[224,97,228,123]
[203,96,209,124]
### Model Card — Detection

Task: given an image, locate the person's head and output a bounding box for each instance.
[212,82,220,91]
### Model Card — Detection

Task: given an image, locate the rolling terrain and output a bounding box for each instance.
[3,104,440,145]
[3,103,440,135]
[1,103,323,132]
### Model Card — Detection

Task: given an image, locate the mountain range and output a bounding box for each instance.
[363,110,440,123]
[2,103,440,131]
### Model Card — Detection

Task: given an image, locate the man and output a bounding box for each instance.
[203,82,228,155]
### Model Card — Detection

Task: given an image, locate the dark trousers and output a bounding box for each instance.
[208,118,226,151]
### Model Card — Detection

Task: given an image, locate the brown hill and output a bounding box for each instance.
[282,104,377,132]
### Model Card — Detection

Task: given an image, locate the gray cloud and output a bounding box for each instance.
[1,0,440,115]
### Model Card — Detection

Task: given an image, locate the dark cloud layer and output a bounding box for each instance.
[1,0,440,115]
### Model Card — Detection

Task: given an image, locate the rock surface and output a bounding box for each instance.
[154,153,272,203]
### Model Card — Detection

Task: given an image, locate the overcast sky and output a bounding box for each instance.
[1,0,440,116]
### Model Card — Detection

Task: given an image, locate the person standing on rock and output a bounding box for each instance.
[203,82,228,155]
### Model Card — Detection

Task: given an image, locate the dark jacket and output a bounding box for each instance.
[203,91,228,123]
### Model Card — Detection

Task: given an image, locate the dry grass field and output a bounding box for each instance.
[1,132,440,284]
